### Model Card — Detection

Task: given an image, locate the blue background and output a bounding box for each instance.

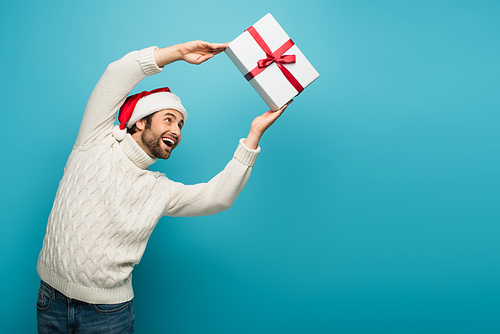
[1,0,499,333]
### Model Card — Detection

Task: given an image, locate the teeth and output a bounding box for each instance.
[162,138,175,146]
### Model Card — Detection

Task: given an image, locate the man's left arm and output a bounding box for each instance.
[163,101,291,217]
[164,140,258,217]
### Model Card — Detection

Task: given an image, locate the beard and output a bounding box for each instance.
[141,127,171,160]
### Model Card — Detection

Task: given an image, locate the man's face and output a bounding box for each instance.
[139,109,184,160]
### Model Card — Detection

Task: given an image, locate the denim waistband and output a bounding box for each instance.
[40,280,68,301]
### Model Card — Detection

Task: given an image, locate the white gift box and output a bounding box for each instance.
[225,13,319,111]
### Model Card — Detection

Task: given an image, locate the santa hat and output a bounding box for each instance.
[112,87,187,141]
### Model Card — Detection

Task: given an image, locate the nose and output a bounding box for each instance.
[171,122,181,137]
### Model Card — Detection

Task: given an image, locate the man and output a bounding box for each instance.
[36,40,290,333]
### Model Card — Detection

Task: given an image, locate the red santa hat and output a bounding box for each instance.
[112,87,187,141]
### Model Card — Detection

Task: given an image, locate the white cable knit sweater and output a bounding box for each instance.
[37,46,260,304]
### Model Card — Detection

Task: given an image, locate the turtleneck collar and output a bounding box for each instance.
[119,133,157,169]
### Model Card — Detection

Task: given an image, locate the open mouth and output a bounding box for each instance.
[161,137,176,150]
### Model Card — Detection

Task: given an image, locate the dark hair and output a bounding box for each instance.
[127,113,155,135]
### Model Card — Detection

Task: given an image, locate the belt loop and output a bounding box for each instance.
[50,283,56,301]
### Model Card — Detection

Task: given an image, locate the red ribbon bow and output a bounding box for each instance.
[118,87,171,130]
[244,26,304,94]
[257,53,296,68]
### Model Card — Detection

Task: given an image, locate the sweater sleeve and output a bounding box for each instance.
[163,139,261,217]
[74,46,162,148]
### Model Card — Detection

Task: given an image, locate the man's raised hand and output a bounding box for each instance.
[244,100,293,150]
[178,41,230,64]
[154,41,230,67]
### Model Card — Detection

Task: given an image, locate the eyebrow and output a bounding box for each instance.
[163,111,184,127]
[163,112,177,120]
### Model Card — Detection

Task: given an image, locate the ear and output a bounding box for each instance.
[135,119,146,131]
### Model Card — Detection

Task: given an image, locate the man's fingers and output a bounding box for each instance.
[274,99,293,116]
[204,42,230,53]
[266,99,292,123]
[209,42,230,49]
[199,54,214,63]
[282,99,293,109]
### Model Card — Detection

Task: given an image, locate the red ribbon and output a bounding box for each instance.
[244,26,304,94]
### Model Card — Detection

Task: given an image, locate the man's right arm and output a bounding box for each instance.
[153,41,229,67]
[73,41,229,149]
[74,47,162,149]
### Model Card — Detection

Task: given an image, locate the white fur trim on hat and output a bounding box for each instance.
[112,125,127,141]
[127,92,187,129]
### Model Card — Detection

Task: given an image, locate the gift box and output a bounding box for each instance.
[225,13,319,111]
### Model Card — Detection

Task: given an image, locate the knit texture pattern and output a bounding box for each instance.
[37,47,260,304]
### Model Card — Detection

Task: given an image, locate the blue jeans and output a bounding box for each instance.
[36,280,135,334]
